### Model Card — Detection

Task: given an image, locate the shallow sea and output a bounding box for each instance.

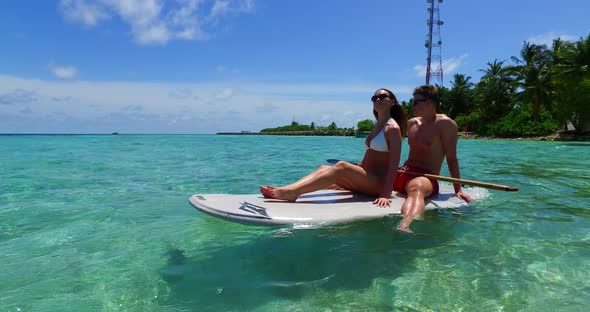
[0,135,588,311]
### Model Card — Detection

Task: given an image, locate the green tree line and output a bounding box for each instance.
[358,34,589,137]
[264,35,589,137]
[435,34,590,136]
[260,121,354,135]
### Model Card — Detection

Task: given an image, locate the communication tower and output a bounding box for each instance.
[425,0,444,86]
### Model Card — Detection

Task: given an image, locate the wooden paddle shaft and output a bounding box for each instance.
[398,170,519,192]
[326,159,519,192]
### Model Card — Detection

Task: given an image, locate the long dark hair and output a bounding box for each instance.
[372,88,407,136]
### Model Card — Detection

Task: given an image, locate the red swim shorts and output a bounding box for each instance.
[392,163,439,196]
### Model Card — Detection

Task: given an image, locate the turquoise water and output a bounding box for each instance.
[1,135,589,311]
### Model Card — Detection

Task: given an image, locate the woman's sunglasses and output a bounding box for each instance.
[371,94,391,102]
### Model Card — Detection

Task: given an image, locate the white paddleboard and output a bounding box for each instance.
[189,184,489,226]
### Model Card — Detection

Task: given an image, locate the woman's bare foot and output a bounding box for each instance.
[260,185,276,198]
[269,187,298,202]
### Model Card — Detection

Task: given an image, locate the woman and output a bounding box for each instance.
[260,88,407,207]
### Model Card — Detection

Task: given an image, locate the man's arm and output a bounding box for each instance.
[440,118,472,202]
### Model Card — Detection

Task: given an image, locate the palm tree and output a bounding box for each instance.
[444,73,474,118]
[436,85,451,115]
[553,34,590,132]
[551,38,566,64]
[401,100,415,119]
[476,59,515,119]
[510,42,554,120]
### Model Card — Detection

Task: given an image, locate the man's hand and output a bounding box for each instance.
[456,190,473,202]
[373,197,392,208]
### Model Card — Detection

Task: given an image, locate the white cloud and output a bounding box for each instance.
[52,96,73,102]
[168,88,192,99]
[215,87,234,99]
[443,54,468,74]
[210,0,230,18]
[122,104,143,112]
[526,32,578,46]
[255,102,278,113]
[48,63,78,79]
[59,0,110,26]
[171,0,202,40]
[413,54,469,78]
[0,74,415,133]
[209,0,254,19]
[20,107,33,114]
[58,0,255,45]
[135,22,171,45]
[413,64,426,78]
[0,89,38,105]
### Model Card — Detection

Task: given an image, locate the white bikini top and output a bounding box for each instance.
[365,118,395,152]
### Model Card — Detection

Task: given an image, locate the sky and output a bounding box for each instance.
[1,0,588,134]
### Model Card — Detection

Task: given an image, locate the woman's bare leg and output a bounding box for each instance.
[260,163,359,198]
[397,177,433,234]
[285,165,353,190]
[268,161,381,201]
[260,165,332,198]
[282,165,332,189]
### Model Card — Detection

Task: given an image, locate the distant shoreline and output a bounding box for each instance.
[2,131,587,141]
[216,131,354,136]
[217,131,590,141]
[458,131,590,141]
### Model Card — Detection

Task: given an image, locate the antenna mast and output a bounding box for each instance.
[425,0,444,86]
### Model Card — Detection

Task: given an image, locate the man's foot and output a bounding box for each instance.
[396,217,416,235]
[396,224,415,235]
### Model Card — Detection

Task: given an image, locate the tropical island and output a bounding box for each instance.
[219,35,589,140]
[259,121,355,136]
[407,35,589,140]
[218,121,355,136]
[426,35,590,139]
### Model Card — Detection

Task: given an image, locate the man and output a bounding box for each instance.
[394,85,472,234]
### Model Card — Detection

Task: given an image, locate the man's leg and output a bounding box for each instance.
[397,177,433,234]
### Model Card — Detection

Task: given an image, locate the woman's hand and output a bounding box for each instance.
[373,197,392,208]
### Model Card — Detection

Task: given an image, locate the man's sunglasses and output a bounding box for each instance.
[371,94,391,102]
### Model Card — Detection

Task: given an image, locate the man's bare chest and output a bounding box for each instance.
[408,123,440,148]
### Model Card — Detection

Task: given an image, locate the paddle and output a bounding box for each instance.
[326,159,519,192]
